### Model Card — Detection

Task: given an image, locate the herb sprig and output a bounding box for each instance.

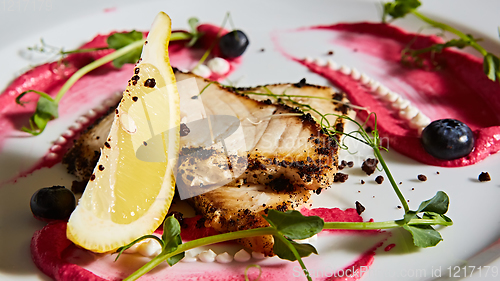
[17,18,201,135]
[382,0,500,83]
[116,88,453,281]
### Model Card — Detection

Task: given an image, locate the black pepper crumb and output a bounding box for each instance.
[134,68,140,74]
[98,165,105,171]
[360,179,365,184]
[260,48,265,52]
[294,78,306,88]
[180,123,190,137]
[355,201,365,215]
[132,96,138,102]
[191,95,198,99]
[347,161,354,168]
[90,174,96,181]
[417,174,427,181]
[333,172,348,183]
[104,142,111,149]
[397,205,402,209]
[411,187,415,190]
[315,188,322,195]
[436,171,440,174]
[143,141,148,146]
[399,182,402,185]
[327,50,334,55]
[375,175,384,184]
[362,158,379,175]
[478,172,491,182]
[144,78,156,88]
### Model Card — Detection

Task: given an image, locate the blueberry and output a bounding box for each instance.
[30,186,76,221]
[218,30,249,58]
[421,119,474,160]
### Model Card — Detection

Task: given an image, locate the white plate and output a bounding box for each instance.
[1,0,500,280]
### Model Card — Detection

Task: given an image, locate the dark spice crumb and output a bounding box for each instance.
[98,165,105,171]
[90,174,96,181]
[365,126,372,133]
[478,172,491,182]
[411,187,415,190]
[132,96,138,102]
[333,172,348,183]
[397,205,402,209]
[294,78,306,88]
[144,78,156,88]
[360,179,365,184]
[191,95,198,99]
[143,141,148,146]
[347,161,354,168]
[315,188,322,195]
[407,200,410,202]
[399,182,402,185]
[358,190,361,193]
[134,68,140,74]
[104,142,111,149]
[327,50,334,55]
[375,175,384,184]
[180,123,190,137]
[436,171,440,174]
[417,174,427,181]
[355,201,365,215]
[362,158,379,175]
[259,48,265,52]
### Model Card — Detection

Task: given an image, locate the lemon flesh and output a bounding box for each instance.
[67,12,180,253]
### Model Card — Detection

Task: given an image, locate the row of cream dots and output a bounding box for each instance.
[124,234,317,264]
[303,57,431,134]
[45,92,123,161]
[192,57,231,78]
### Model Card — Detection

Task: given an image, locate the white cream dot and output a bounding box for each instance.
[350,68,361,80]
[327,60,340,70]
[137,239,162,257]
[360,74,371,84]
[62,130,74,138]
[45,153,58,160]
[54,136,66,145]
[70,123,82,131]
[86,109,97,118]
[399,105,419,120]
[251,251,266,260]
[216,252,233,263]
[198,249,217,263]
[375,85,389,97]
[409,112,431,130]
[192,64,212,78]
[207,57,230,75]
[313,58,326,66]
[304,56,313,63]
[50,145,61,152]
[391,97,411,110]
[339,65,351,75]
[77,116,89,124]
[234,249,251,262]
[383,91,400,103]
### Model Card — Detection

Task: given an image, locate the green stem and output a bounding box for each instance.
[123,227,276,281]
[411,10,488,56]
[323,218,452,230]
[61,47,109,55]
[373,146,410,212]
[53,39,145,103]
[170,32,193,41]
[274,235,312,281]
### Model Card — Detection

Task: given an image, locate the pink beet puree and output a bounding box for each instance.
[31,208,385,281]
[0,25,241,181]
[294,22,500,167]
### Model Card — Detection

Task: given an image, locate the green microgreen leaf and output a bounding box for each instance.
[273,237,318,261]
[262,210,324,240]
[162,216,185,266]
[382,0,421,22]
[107,30,144,68]
[416,191,449,214]
[15,90,58,136]
[403,224,443,247]
[186,17,203,47]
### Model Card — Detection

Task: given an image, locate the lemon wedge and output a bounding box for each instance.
[67,12,180,253]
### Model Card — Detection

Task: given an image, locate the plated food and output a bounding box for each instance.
[1,1,500,281]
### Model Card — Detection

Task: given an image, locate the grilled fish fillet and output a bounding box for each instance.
[63,70,350,255]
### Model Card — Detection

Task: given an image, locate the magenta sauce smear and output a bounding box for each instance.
[32,208,385,281]
[293,22,500,167]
